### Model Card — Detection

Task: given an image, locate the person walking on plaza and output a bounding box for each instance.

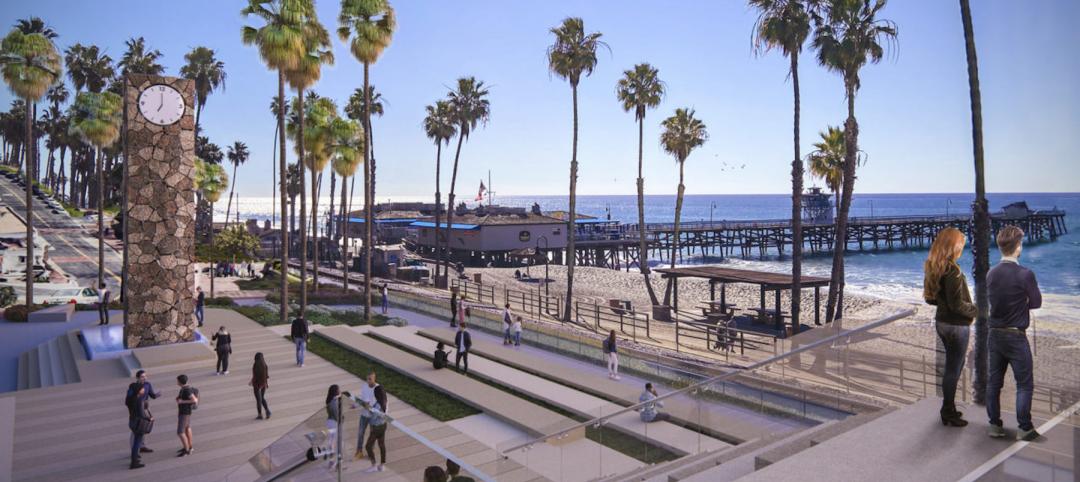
[291,316,309,367]
[126,370,161,457]
[212,326,232,375]
[175,374,199,457]
[325,384,342,468]
[98,282,111,325]
[126,382,152,469]
[638,383,670,423]
[923,227,977,427]
[986,226,1042,441]
[195,287,206,327]
[250,352,271,419]
[455,323,472,373]
[450,292,458,327]
[502,304,513,345]
[603,330,620,380]
[380,283,389,314]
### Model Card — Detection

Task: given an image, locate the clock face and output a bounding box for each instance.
[138,84,186,126]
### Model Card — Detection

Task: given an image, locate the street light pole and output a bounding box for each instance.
[537,235,549,299]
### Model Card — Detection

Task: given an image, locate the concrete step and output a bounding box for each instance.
[56,333,81,385]
[25,347,40,390]
[35,343,53,388]
[16,351,29,391]
[46,338,66,387]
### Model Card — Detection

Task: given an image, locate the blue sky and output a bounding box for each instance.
[2,0,1078,198]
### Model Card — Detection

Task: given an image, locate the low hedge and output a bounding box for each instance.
[75,300,123,311]
[206,296,236,306]
[3,304,47,322]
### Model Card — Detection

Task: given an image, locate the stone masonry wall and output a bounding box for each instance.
[124,74,197,348]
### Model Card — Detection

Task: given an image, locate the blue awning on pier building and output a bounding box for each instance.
[409,221,480,230]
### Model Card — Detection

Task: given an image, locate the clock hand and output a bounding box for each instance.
[158,93,163,111]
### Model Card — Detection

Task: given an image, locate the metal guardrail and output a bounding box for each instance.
[498,308,916,455]
[451,278,495,305]
[574,300,650,341]
[506,287,562,320]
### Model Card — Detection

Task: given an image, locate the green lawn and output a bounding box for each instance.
[225,304,390,327]
[307,334,479,422]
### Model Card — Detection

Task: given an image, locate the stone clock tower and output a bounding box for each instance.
[123,74,198,348]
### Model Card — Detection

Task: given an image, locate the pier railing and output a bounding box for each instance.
[506,287,562,320]
[573,300,650,341]
[450,278,496,305]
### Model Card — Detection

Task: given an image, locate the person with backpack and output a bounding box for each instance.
[212,326,232,375]
[498,302,511,343]
[290,316,309,367]
[603,330,620,380]
[98,283,111,325]
[433,342,449,370]
[127,382,153,469]
[175,374,199,457]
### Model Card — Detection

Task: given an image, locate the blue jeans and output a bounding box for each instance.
[357,414,370,450]
[381,296,388,313]
[513,331,521,346]
[195,305,204,326]
[295,338,306,365]
[130,428,143,464]
[986,330,1034,431]
[936,323,970,416]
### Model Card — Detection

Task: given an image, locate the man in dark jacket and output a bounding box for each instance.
[291,317,309,367]
[126,370,161,465]
[195,287,206,327]
[454,324,472,373]
[986,226,1042,442]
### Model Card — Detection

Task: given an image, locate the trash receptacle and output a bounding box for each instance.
[473,273,482,284]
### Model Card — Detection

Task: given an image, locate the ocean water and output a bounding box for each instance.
[226,192,1080,300]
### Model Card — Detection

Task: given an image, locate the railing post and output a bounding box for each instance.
[675,319,680,353]
[595,303,600,331]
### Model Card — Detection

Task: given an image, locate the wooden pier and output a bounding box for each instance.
[630,209,1068,264]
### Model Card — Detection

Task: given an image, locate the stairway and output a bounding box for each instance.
[16,331,81,390]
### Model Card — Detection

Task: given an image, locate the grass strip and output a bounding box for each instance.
[368,332,680,464]
[307,333,479,422]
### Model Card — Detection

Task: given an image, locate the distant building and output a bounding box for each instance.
[0,206,49,275]
[341,202,443,244]
[1000,201,1031,220]
[410,206,569,266]
[802,187,834,224]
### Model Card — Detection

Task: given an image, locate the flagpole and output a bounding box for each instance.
[487,170,493,207]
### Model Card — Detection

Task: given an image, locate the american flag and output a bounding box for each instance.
[475,181,486,202]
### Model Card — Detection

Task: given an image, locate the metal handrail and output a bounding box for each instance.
[498,308,916,455]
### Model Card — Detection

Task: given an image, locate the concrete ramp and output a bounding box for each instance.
[740,397,1032,482]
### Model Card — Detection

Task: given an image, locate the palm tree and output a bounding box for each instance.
[286,161,301,238]
[194,158,229,297]
[68,91,121,289]
[959,0,990,404]
[285,14,333,313]
[345,85,385,205]
[751,0,812,329]
[329,117,363,290]
[811,0,897,322]
[422,100,456,282]
[64,44,114,94]
[1,25,62,305]
[806,126,846,213]
[43,83,68,188]
[242,0,309,325]
[224,141,250,224]
[290,95,336,296]
[443,77,490,285]
[269,96,283,234]
[119,37,165,76]
[547,17,607,322]
[14,17,57,39]
[338,0,395,320]
[615,63,664,307]
[179,46,227,136]
[659,108,707,305]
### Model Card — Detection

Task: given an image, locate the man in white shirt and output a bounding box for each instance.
[98,283,111,325]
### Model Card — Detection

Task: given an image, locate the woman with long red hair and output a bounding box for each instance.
[924,227,978,427]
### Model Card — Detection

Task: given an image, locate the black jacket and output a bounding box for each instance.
[454,330,472,352]
[290,318,309,339]
[988,260,1042,330]
[927,263,978,325]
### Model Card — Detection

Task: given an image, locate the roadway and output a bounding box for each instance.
[0,175,123,291]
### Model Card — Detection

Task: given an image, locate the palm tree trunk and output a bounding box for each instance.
[24,101,34,305]
[960,0,990,402]
[224,162,238,227]
[790,52,804,330]
[297,87,308,318]
[276,71,290,325]
[328,171,336,241]
[209,201,216,298]
[563,84,579,322]
[672,161,686,270]
[825,80,859,322]
[96,146,105,289]
[56,145,66,197]
[342,174,353,291]
[433,142,442,282]
[445,132,466,290]
[363,62,373,320]
[272,123,278,230]
[311,170,320,293]
[637,116,658,307]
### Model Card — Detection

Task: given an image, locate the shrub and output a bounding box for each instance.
[0,287,16,308]
[207,296,235,306]
[385,316,409,327]
[232,305,282,326]
[75,300,122,311]
[3,304,46,322]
